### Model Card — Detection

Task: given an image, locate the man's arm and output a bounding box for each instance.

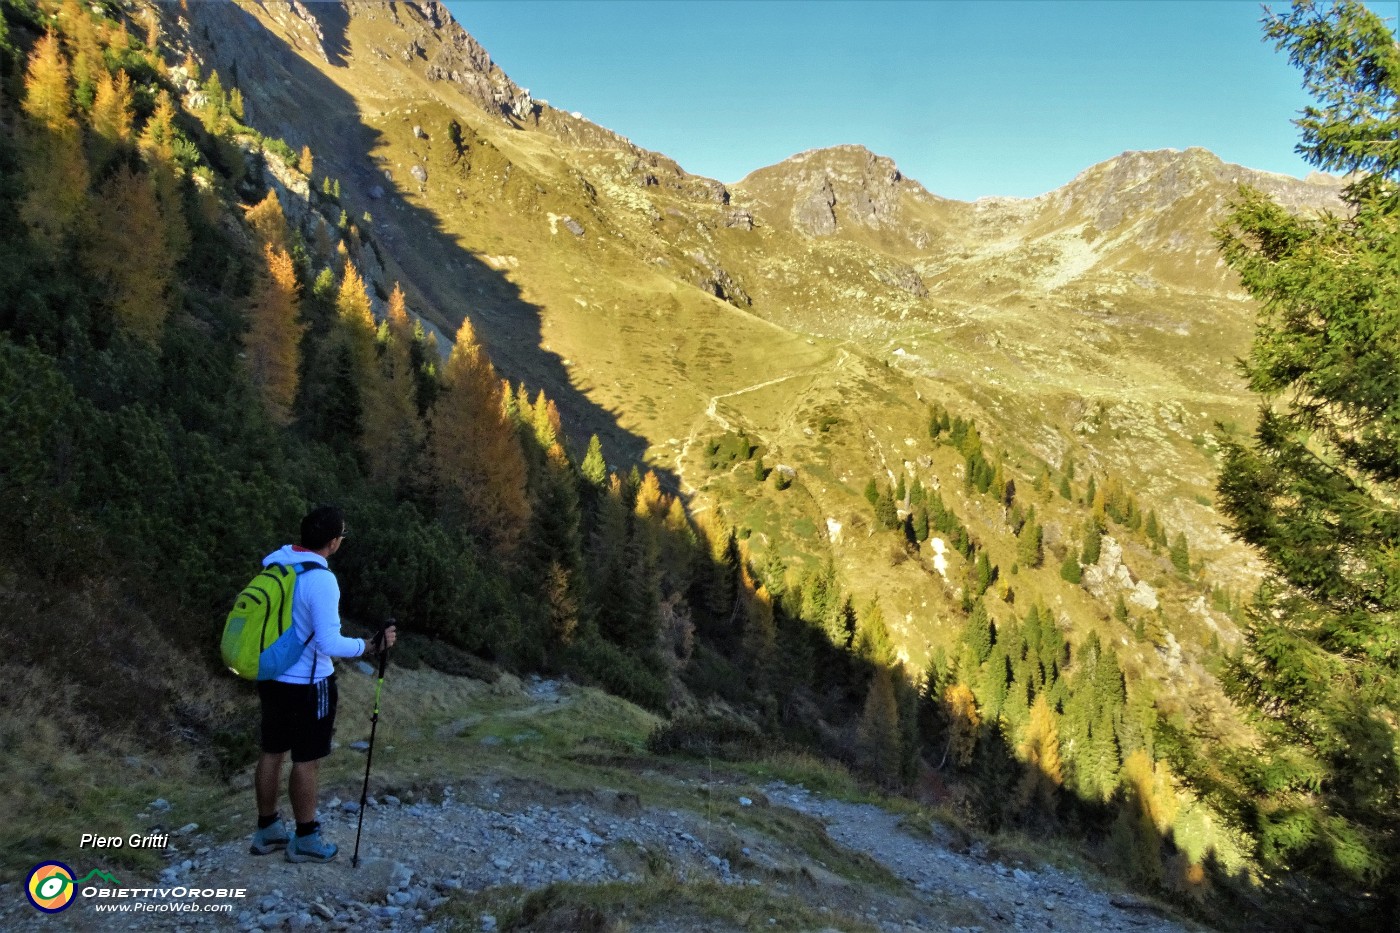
[304,573,371,658]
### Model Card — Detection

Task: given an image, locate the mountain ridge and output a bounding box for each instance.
[165,0,1341,640]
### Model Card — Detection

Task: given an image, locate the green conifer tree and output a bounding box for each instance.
[1144,509,1162,548]
[875,489,899,530]
[1169,532,1190,575]
[912,505,929,543]
[974,551,995,596]
[1211,2,1400,909]
[1017,520,1043,568]
[961,599,993,667]
[1059,549,1082,585]
[1081,520,1102,566]
[581,434,608,486]
[855,600,896,667]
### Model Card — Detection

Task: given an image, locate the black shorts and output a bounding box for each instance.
[258,675,337,763]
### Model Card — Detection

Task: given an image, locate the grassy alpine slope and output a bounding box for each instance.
[169,0,1345,661]
[0,0,1389,929]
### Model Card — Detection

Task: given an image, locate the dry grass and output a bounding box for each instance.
[0,573,245,873]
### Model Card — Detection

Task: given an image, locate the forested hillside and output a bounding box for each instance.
[0,2,1395,930]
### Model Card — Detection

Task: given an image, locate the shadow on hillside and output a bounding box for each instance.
[189,1,665,478]
[303,2,350,67]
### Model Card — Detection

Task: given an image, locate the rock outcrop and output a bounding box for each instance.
[1081,536,1158,610]
[793,176,837,236]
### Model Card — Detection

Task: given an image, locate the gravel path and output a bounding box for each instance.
[1,680,1211,932]
[763,782,1207,933]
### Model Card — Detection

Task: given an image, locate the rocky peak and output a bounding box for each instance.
[379,1,539,123]
[1049,147,1344,234]
[739,145,931,237]
[347,2,729,202]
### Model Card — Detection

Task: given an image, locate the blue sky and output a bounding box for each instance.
[444,1,1397,201]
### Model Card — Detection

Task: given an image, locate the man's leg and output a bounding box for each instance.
[285,677,337,861]
[289,759,320,826]
[250,750,291,854]
[255,752,285,819]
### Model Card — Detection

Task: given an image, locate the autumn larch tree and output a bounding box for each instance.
[429,318,530,555]
[243,244,303,423]
[1016,693,1064,817]
[857,667,903,788]
[85,167,172,343]
[19,31,89,253]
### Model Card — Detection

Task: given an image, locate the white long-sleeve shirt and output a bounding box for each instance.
[262,545,366,684]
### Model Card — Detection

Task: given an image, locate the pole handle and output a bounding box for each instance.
[375,617,395,678]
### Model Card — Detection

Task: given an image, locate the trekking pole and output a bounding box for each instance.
[352,618,393,869]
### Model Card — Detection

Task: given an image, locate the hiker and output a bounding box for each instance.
[250,505,397,863]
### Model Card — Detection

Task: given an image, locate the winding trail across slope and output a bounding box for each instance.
[676,349,850,501]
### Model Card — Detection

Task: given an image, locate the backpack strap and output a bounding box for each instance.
[265,562,330,684]
[294,563,328,684]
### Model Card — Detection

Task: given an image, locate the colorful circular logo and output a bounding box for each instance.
[26,862,76,913]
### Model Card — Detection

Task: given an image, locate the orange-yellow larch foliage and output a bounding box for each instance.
[544,561,579,647]
[386,283,414,346]
[136,91,190,262]
[1121,749,1178,835]
[663,496,691,538]
[944,682,981,768]
[335,263,399,480]
[634,470,666,522]
[86,167,173,343]
[695,509,732,567]
[363,282,422,491]
[310,215,335,262]
[246,189,290,253]
[59,0,101,111]
[858,667,903,786]
[1016,693,1064,813]
[20,31,89,251]
[138,90,177,162]
[741,578,777,672]
[245,245,304,424]
[89,68,134,163]
[429,318,530,554]
[23,31,75,130]
[142,8,160,51]
[531,390,561,449]
[502,378,521,422]
[336,263,376,351]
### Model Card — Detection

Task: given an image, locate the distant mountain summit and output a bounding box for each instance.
[168,0,1341,628]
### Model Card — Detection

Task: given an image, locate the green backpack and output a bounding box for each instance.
[221,562,326,680]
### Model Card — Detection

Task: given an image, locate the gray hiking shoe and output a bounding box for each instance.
[285,828,338,863]
[249,820,289,855]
